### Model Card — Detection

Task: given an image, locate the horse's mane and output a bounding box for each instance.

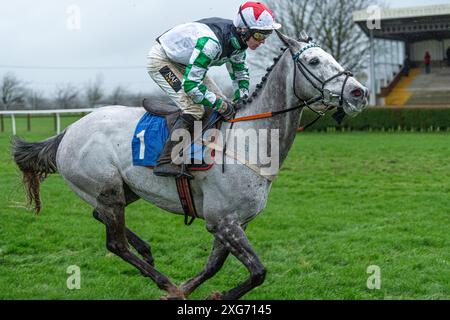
[243,47,289,105]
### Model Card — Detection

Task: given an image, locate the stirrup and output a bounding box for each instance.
[153,163,193,179]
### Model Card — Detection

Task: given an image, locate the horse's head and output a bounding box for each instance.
[277,31,368,117]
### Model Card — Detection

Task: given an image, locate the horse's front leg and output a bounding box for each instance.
[206,217,266,300]
[179,238,229,297]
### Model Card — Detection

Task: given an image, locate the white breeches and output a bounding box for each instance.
[146,42,224,120]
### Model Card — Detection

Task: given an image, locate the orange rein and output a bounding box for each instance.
[229,112,273,123]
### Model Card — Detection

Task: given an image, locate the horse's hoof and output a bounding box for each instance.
[179,284,190,297]
[160,287,186,300]
[206,292,223,300]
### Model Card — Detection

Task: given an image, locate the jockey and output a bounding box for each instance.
[147,1,282,178]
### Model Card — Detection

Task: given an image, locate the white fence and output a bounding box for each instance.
[0,109,95,135]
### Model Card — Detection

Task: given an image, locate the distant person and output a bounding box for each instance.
[446,47,450,67]
[424,51,431,74]
[403,55,410,76]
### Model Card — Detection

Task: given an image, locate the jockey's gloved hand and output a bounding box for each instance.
[234,94,248,111]
[217,99,235,121]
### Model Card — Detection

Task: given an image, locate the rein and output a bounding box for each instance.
[230,42,354,130]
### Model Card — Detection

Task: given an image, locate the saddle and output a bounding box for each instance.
[142,98,220,142]
[141,98,223,225]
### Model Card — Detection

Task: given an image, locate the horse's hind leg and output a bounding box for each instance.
[95,188,184,299]
[93,210,155,267]
[206,217,266,300]
[179,238,230,297]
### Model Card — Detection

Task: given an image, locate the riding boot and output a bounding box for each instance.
[153,113,196,178]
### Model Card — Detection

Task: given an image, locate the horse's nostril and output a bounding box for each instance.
[351,88,363,98]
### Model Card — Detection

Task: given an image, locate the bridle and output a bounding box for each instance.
[230,40,355,129]
[292,42,353,127]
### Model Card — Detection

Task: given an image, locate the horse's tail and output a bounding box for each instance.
[11,131,66,214]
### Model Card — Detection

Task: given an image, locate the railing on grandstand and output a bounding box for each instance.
[0,109,96,135]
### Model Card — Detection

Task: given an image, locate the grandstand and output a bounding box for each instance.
[353,4,450,107]
[386,67,450,106]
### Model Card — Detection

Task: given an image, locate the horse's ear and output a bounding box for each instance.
[299,30,311,42]
[275,31,298,49]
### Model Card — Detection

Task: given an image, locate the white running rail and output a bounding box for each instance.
[0,108,96,135]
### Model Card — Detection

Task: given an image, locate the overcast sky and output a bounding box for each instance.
[1,0,450,97]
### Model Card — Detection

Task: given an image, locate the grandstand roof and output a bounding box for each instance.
[353,4,450,41]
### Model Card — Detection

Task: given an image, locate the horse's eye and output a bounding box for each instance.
[309,57,320,66]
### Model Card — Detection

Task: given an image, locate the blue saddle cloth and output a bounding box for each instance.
[131,112,219,167]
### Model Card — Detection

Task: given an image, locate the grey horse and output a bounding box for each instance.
[11,32,368,300]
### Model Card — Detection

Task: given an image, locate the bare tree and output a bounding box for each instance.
[25,89,47,110]
[1,73,26,110]
[108,85,129,105]
[127,91,148,107]
[54,84,79,109]
[252,0,378,73]
[85,74,104,108]
[311,0,375,71]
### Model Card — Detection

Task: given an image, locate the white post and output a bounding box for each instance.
[11,114,16,136]
[383,39,388,84]
[369,30,377,106]
[56,113,61,134]
[390,40,395,77]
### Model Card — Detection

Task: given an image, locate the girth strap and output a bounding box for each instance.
[175,175,198,225]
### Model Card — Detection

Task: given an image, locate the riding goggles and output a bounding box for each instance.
[251,29,273,41]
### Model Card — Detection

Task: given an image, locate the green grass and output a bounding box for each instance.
[0,117,449,300]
